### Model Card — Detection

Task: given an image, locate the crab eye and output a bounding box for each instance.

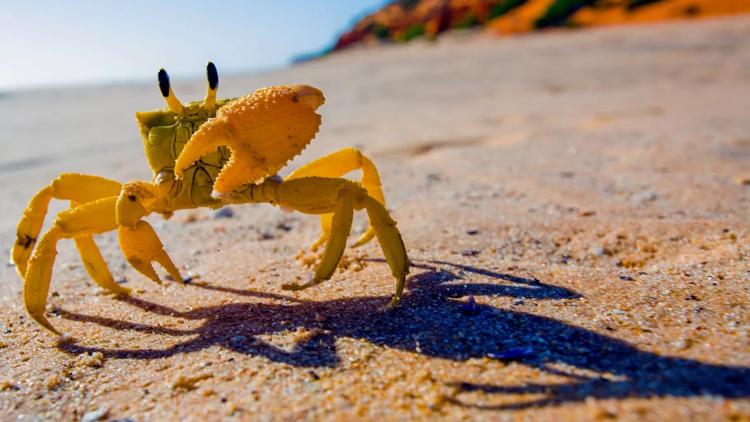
[204,62,219,112]
[207,62,218,90]
[127,194,137,202]
[157,68,184,113]
[157,69,170,98]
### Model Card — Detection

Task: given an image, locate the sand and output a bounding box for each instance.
[1,15,749,421]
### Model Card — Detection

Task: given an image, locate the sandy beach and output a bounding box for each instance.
[1,15,749,420]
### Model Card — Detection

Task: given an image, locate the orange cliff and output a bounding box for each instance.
[332,0,750,51]
[490,0,750,34]
[570,0,750,28]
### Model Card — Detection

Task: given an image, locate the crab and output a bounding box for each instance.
[12,63,409,336]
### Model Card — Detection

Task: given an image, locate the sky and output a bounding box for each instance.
[0,0,387,91]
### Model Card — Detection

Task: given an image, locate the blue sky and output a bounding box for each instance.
[1,1,387,90]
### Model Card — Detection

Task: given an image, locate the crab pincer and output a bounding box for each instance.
[174,85,325,196]
[118,221,182,285]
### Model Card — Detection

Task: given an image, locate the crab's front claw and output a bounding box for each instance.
[174,85,325,196]
[118,221,182,285]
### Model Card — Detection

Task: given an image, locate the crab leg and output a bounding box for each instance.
[12,173,122,277]
[11,186,53,276]
[66,200,129,296]
[273,177,409,303]
[73,235,130,296]
[24,197,119,334]
[286,147,386,250]
[360,195,409,306]
[282,186,354,291]
[310,215,333,252]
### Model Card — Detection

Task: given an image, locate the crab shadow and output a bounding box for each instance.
[55,259,750,410]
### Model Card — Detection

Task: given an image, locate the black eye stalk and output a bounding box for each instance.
[204,61,218,111]
[207,62,218,90]
[157,68,184,113]
[157,64,217,112]
[157,68,171,98]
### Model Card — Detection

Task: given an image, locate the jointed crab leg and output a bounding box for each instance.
[359,195,409,306]
[286,147,385,202]
[24,197,119,334]
[11,186,52,276]
[17,174,183,334]
[72,224,130,296]
[282,185,355,291]
[12,173,122,276]
[274,177,409,305]
[286,147,386,250]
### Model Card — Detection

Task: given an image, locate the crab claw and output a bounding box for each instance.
[118,221,182,284]
[174,85,325,196]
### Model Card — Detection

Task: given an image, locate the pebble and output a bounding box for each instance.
[631,190,659,205]
[590,245,608,257]
[77,352,105,368]
[276,222,293,232]
[0,381,17,391]
[259,231,275,240]
[460,249,480,257]
[172,374,212,391]
[673,338,691,351]
[82,407,109,422]
[213,207,234,219]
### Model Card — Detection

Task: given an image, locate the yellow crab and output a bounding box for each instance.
[12,63,409,336]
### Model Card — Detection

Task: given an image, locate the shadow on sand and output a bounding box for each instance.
[55,259,750,410]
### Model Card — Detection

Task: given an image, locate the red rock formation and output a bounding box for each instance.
[332,0,750,51]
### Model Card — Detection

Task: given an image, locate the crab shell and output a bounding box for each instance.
[134,98,233,209]
[134,85,325,209]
